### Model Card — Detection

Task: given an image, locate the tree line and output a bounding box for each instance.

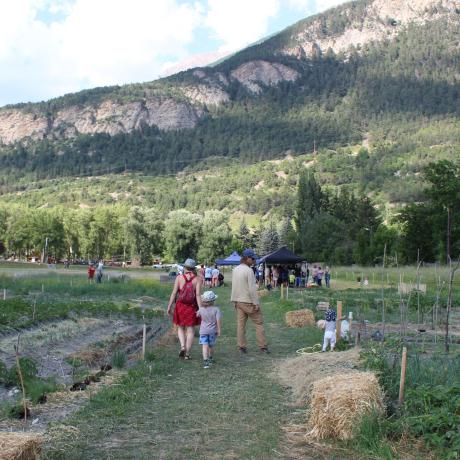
[1,160,457,266]
[293,160,460,265]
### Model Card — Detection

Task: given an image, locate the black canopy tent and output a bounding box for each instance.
[257,246,304,265]
[257,246,305,287]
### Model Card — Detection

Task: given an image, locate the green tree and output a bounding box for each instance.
[424,160,460,262]
[125,207,164,265]
[197,211,233,264]
[164,210,203,262]
[85,208,124,260]
[257,221,279,255]
[398,203,437,263]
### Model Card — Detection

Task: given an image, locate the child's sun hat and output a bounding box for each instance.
[201,291,218,303]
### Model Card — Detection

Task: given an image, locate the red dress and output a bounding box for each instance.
[173,274,201,327]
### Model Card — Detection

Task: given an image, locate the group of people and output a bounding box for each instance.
[165,251,342,368]
[166,249,269,369]
[260,264,331,288]
[87,260,104,283]
[199,264,223,288]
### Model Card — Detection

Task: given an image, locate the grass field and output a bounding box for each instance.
[0,264,458,459]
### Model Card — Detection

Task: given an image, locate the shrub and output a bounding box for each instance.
[5,357,38,387]
[111,349,127,369]
[405,383,460,454]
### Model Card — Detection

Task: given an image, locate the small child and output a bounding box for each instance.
[322,308,337,352]
[197,291,222,369]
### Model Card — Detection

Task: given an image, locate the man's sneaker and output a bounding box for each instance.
[203,359,210,369]
[239,347,247,354]
[260,347,271,354]
[208,356,214,365]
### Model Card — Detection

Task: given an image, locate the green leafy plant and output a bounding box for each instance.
[111,349,127,369]
[5,357,38,387]
[405,383,460,454]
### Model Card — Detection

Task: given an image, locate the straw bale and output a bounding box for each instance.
[0,432,43,460]
[285,309,315,328]
[276,348,360,405]
[307,371,384,440]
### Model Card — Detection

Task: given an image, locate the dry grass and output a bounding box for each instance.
[285,309,315,328]
[276,348,361,405]
[0,432,43,460]
[307,372,384,441]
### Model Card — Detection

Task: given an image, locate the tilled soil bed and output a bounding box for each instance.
[0,314,170,430]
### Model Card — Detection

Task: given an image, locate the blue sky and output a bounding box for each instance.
[0,0,348,106]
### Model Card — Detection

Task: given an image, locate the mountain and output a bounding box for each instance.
[0,0,459,204]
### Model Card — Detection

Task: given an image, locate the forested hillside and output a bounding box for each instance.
[0,0,459,265]
[0,2,459,185]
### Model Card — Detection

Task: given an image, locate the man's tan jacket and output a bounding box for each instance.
[231,263,259,306]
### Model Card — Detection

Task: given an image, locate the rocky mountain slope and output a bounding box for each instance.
[0,0,458,146]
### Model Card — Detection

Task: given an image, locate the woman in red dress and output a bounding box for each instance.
[167,258,202,359]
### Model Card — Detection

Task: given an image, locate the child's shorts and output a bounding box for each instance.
[199,334,217,347]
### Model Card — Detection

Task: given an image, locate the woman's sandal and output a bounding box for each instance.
[179,348,186,358]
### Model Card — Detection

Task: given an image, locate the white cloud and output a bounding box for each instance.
[313,0,348,13]
[286,0,347,14]
[204,0,280,52]
[0,0,203,105]
[0,0,350,106]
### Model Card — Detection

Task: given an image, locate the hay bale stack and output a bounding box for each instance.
[307,371,384,440]
[0,432,43,460]
[285,309,315,328]
[316,319,326,330]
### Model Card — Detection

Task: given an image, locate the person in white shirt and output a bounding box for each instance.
[211,266,219,287]
[204,266,213,287]
[230,249,269,354]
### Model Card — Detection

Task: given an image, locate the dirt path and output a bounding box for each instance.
[36,287,354,459]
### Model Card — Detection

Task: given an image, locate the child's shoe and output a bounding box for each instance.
[203,359,210,369]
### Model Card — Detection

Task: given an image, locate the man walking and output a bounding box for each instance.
[231,249,269,354]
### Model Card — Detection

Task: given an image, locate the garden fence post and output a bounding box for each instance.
[398,346,407,406]
[348,311,353,339]
[336,301,342,343]
[14,335,27,423]
[142,319,146,360]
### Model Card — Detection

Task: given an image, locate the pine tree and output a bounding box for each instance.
[257,222,279,255]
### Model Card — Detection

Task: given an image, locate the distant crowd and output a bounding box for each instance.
[258,264,331,288]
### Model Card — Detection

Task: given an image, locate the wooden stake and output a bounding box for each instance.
[41,284,44,293]
[280,284,284,300]
[336,301,343,343]
[286,285,289,299]
[142,322,146,360]
[14,336,27,423]
[3,289,5,300]
[398,346,408,406]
